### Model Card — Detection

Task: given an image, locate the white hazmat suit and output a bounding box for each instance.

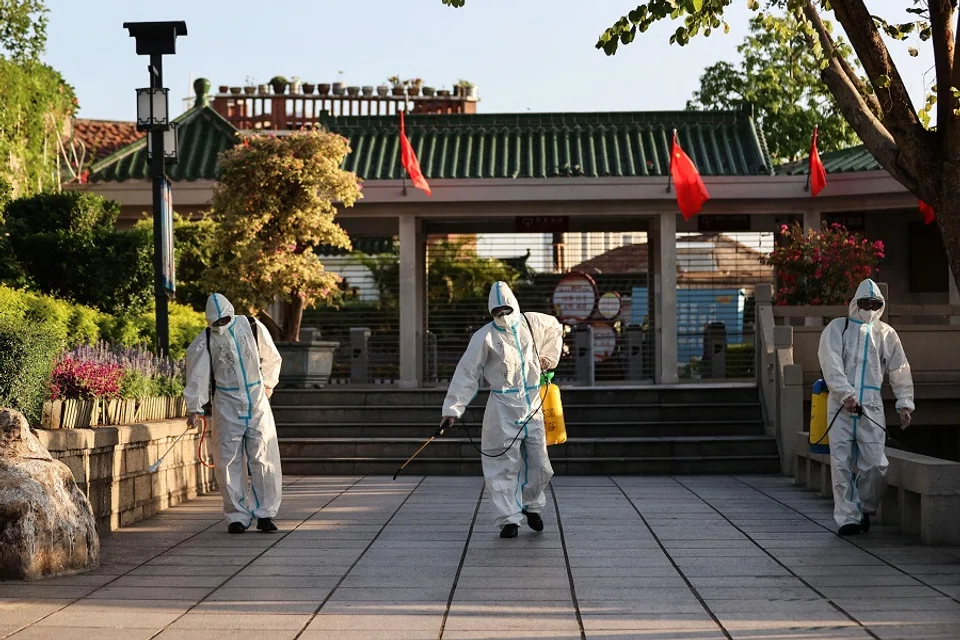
[442,282,564,531]
[818,279,914,532]
[184,293,284,529]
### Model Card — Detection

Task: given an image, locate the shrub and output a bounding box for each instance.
[49,357,124,400]
[57,342,186,400]
[760,223,885,305]
[0,317,62,424]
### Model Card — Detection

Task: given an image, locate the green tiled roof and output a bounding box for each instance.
[87,108,773,182]
[323,111,773,179]
[777,144,880,175]
[87,106,239,183]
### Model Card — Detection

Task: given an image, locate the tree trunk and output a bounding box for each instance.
[282,294,306,342]
[256,311,282,343]
[936,185,960,299]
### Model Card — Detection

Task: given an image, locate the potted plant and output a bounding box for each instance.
[229,86,243,95]
[208,131,363,388]
[422,86,436,97]
[347,86,361,96]
[258,83,269,94]
[317,83,331,96]
[333,71,346,96]
[376,84,389,97]
[437,88,452,97]
[456,79,478,99]
[361,85,374,97]
[243,76,257,95]
[218,85,229,94]
[269,76,288,94]
[389,75,405,97]
[408,77,423,97]
[290,76,302,94]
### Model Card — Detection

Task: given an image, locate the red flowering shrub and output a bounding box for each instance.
[49,357,123,400]
[760,223,884,306]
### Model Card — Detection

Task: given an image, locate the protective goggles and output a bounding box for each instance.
[856,298,883,311]
[212,316,233,327]
[491,306,514,318]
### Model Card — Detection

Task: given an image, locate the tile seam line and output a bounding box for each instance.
[142,475,365,640]
[669,475,882,640]
[609,476,733,640]
[551,480,587,640]
[732,475,960,606]
[292,475,427,640]
[3,475,312,640]
[437,482,485,640]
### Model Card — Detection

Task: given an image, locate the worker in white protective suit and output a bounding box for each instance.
[184,293,284,534]
[818,278,914,536]
[440,282,564,538]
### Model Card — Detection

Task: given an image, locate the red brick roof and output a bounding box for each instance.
[72,119,144,162]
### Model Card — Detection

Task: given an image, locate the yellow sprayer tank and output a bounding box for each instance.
[809,379,830,454]
[539,372,567,446]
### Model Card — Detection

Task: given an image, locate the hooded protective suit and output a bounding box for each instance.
[184,293,284,527]
[442,282,564,529]
[818,279,914,530]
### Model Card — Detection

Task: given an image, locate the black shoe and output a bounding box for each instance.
[860,513,871,533]
[839,523,861,536]
[500,524,519,538]
[227,522,247,534]
[522,510,544,532]
[257,517,279,533]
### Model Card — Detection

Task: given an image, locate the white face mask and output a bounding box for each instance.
[212,317,232,335]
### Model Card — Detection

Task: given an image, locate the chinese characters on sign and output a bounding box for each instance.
[552,272,598,321]
[160,177,175,293]
[515,216,570,233]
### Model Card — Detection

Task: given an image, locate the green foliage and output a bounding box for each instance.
[119,369,151,400]
[0,58,76,197]
[0,0,48,62]
[208,130,362,340]
[687,13,861,163]
[0,285,205,359]
[3,192,153,314]
[135,212,219,312]
[0,316,61,424]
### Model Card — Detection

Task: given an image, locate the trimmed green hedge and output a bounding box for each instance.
[0,318,61,424]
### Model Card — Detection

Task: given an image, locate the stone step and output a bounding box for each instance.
[271,402,762,424]
[278,435,779,461]
[275,420,767,439]
[271,385,760,407]
[280,455,782,476]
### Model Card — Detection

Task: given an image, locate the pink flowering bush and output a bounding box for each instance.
[50,357,124,400]
[760,223,884,306]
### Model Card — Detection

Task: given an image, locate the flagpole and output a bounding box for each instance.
[666,129,676,193]
[401,93,409,196]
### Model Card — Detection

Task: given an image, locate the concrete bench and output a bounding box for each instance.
[793,430,960,545]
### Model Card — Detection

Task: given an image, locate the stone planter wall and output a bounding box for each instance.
[33,420,217,533]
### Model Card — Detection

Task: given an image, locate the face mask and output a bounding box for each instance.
[212,317,232,334]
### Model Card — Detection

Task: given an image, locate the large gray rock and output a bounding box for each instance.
[0,408,99,580]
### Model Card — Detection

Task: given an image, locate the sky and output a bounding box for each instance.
[45,0,936,122]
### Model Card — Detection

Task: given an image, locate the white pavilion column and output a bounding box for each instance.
[398,214,425,388]
[653,213,678,384]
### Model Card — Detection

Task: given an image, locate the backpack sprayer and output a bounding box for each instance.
[809,378,892,453]
[392,313,567,481]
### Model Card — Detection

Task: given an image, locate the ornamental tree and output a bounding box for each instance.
[207,130,362,342]
[759,223,884,305]
[440,0,960,296]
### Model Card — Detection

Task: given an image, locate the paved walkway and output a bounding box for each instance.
[2,476,959,640]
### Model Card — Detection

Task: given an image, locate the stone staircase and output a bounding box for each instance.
[271,385,780,475]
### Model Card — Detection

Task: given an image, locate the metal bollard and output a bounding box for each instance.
[350,327,371,385]
[626,324,646,381]
[574,324,595,386]
[701,322,727,379]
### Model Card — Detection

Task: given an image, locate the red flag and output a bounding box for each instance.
[399,111,431,196]
[809,126,827,197]
[919,200,936,225]
[669,131,709,220]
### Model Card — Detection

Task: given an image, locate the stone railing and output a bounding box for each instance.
[34,420,216,532]
[755,285,804,475]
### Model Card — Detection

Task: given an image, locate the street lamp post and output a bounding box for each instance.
[123,20,187,358]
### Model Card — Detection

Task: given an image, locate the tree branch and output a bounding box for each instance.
[256,310,282,342]
[795,3,882,117]
[796,1,923,194]
[931,0,957,149]
[827,0,926,144]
